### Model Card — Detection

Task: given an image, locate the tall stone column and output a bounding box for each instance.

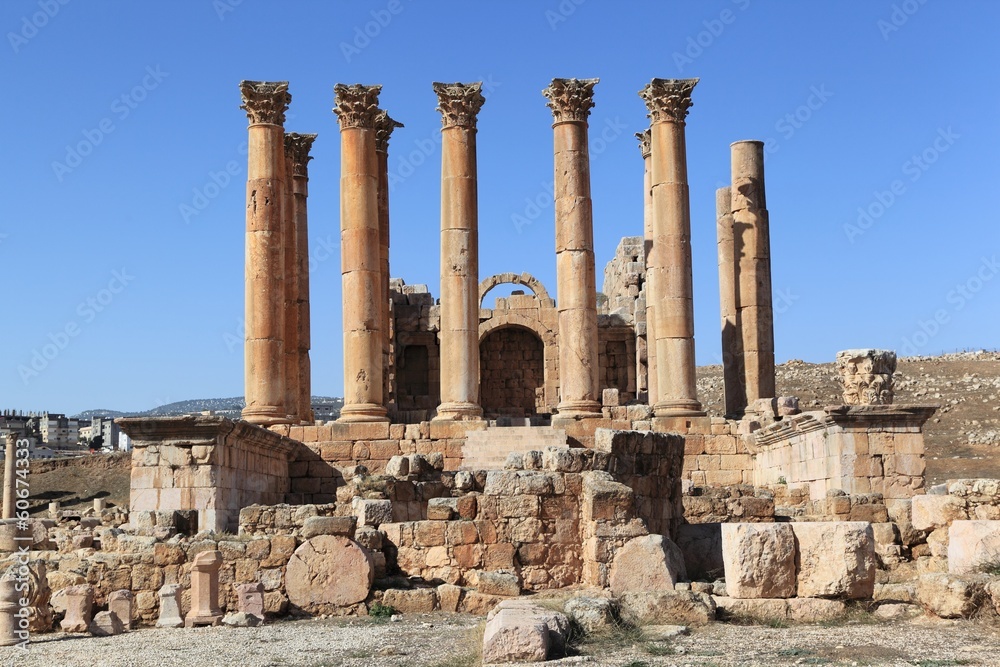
[639,78,705,417]
[544,78,601,418]
[717,185,746,416]
[240,80,291,426]
[731,140,775,403]
[286,133,318,423]
[2,433,15,520]
[433,82,485,421]
[637,129,657,406]
[281,136,300,423]
[333,84,388,423]
[375,112,403,413]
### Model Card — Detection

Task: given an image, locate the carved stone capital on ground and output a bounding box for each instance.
[543,77,598,124]
[284,133,317,177]
[433,82,486,129]
[836,348,897,405]
[333,84,382,130]
[638,78,698,125]
[635,128,651,159]
[239,80,291,126]
[373,111,404,153]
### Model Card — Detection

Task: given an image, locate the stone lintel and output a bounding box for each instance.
[116,415,298,459]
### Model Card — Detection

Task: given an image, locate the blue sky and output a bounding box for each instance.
[3,0,997,415]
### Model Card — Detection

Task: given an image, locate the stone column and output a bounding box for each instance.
[282,135,300,423]
[544,78,602,418]
[637,129,657,406]
[375,112,403,413]
[286,133,318,423]
[717,185,746,416]
[240,81,291,426]
[185,550,223,627]
[2,433,14,520]
[333,84,388,423]
[433,82,486,421]
[639,78,705,417]
[731,140,775,404]
[0,574,18,646]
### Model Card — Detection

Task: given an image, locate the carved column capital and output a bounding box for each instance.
[635,129,651,159]
[542,77,598,124]
[639,78,698,125]
[333,84,382,129]
[373,111,404,153]
[284,133,317,177]
[836,349,897,405]
[239,80,291,126]
[433,82,485,129]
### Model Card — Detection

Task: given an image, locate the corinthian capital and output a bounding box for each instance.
[332,84,382,130]
[635,129,651,159]
[284,133,317,177]
[433,82,485,129]
[542,78,598,124]
[239,80,291,126]
[638,78,698,125]
[373,111,404,153]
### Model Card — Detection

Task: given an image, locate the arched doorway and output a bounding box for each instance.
[479,325,545,419]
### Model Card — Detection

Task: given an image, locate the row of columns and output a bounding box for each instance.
[240,81,315,426]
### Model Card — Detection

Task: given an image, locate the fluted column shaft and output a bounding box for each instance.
[731,140,775,403]
[240,80,290,426]
[2,434,15,520]
[375,113,402,414]
[640,78,705,417]
[545,78,601,418]
[717,186,745,416]
[334,84,388,423]
[287,133,317,423]
[434,82,485,421]
[281,139,300,422]
[638,130,657,406]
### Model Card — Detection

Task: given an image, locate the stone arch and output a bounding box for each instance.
[479,272,551,307]
[479,314,559,413]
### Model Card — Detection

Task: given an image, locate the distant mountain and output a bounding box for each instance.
[73,396,343,420]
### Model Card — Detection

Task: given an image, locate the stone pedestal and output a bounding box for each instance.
[2,433,14,520]
[240,80,291,426]
[731,140,775,405]
[156,583,184,628]
[235,582,265,618]
[109,589,133,630]
[334,83,389,423]
[433,82,486,421]
[185,550,223,627]
[717,185,746,416]
[59,584,93,633]
[93,498,106,513]
[836,349,896,405]
[637,129,657,407]
[0,575,19,646]
[639,78,704,417]
[375,112,403,413]
[544,78,602,419]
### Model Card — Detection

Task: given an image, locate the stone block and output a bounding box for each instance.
[59,585,93,633]
[609,534,683,595]
[911,494,967,531]
[382,587,438,613]
[354,498,393,527]
[791,522,876,599]
[482,609,550,664]
[89,611,124,637]
[721,523,796,599]
[917,573,989,618]
[301,516,357,540]
[618,590,716,626]
[947,520,1000,575]
[476,570,521,597]
[285,535,373,613]
[564,596,614,633]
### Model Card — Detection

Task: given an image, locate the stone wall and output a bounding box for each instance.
[682,486,775,524]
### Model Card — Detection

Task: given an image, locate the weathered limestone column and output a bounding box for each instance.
[639,78,705,417]
[240,80,291,426]
[731,140,775,404]
[282,134,300,423]
[333,84,388,423]
[2,433,15,520]
[717,185,746,416]
[433,82,485,421]
[637,129,657,406]
[375,112,403,413]
[286,133,318,423]
[544,78,602,418]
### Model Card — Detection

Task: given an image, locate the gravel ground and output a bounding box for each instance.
[3,613,1000,667]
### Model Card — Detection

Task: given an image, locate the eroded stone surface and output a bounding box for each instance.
[609,534,684,595]
[285,535,373,612]
[721,523,795,599]
[791,522,876,599]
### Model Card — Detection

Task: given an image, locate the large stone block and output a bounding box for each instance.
[285,535,373,613]
[721,523,796,599]
[791,522,876,599]
[609,534,683,595]
[947,520,1000,575]
[911,494,967,531]
[618,590,716,626]
[483,600,569,662]
[917,573,989,619]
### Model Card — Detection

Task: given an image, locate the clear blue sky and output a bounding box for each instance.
[3,1,997,415]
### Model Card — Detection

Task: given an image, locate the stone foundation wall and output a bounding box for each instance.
[682,485,775,524]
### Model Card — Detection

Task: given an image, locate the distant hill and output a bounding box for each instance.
[73,396,344,420]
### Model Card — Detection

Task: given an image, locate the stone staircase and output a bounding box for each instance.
[460,426,568,470]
